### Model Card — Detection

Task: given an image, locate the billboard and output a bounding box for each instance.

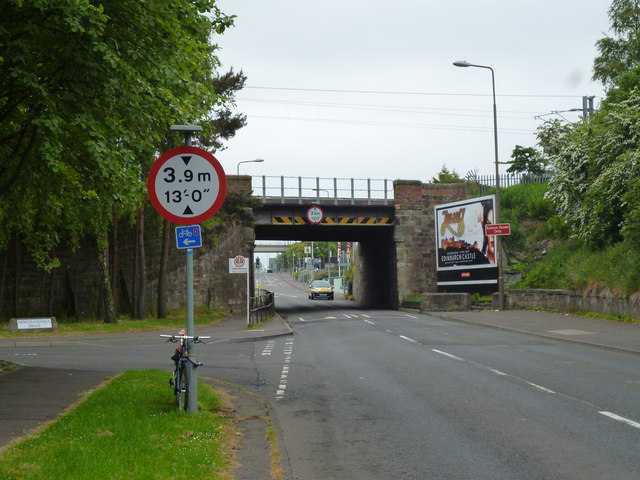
[434,195,498,293]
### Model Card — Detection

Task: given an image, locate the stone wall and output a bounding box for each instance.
[504,289,640,319]
[0,176,255,321]
[393,181,468,304]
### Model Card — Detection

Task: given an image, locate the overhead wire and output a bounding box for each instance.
[245,85,586,99]
[235,85,587,135]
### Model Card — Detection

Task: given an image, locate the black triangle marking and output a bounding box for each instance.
[181,156,192,165]
[183,206,194,215]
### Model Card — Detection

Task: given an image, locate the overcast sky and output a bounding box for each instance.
[213,0,611,184]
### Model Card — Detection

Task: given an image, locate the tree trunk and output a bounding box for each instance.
[157,219,170,318]
[13,233,20,318]
[135,207,146,319]
[97,233,116,323]
[131,224,138,318]
[110,204,119,316]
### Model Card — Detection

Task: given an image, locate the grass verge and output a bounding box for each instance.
[0,311,225,337]
[0,369,232,480]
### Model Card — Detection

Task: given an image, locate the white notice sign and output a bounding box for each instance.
[17,318,53,330]
[229,256,249,274]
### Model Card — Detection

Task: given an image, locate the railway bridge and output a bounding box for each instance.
[231,175,468,308]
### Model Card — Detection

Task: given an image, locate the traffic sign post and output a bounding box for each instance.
[148,126,227,414]
[228,256,250,325]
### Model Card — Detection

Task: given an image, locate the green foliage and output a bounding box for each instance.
[593,0,640,88]
[431,164,464,183]
[515,238,640,295]
[545,90,640,247]
[507,145,549,175]
[276,241,344,270]
[0,0,238,268]
[0,370,228,480]
[500,183,556,222]
[402,295,422,303]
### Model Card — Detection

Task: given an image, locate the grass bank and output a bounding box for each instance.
[0,369,233,480]
[0,309,225,337]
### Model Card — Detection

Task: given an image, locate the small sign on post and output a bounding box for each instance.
[175,225,202,249]
[485,223,511,236]
[229,256,250,325]
[229,255,248,273]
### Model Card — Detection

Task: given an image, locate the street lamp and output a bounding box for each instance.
[453,60,504,310]
[236,158,264,175]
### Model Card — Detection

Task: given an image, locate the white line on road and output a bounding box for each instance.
[363,319,375,325]
[599,411,640,429]
[526,381,556,394]
[276,339,294,401]
[432,349,465,361]
[490,368,508,376]
[399,335,418,344]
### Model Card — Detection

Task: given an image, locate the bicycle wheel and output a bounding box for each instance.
[177,362,189,411]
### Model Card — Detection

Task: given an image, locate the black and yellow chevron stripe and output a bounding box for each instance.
[271,216,393,225]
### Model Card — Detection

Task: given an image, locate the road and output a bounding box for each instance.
[4,272,640,479]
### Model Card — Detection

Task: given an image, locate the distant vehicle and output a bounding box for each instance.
[308,280,334,300]
[267,268,273,273]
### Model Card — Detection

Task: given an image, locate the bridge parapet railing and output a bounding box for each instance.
[253,176,394,206]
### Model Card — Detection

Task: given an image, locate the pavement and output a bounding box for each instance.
[1,309,639,477]
[428,309,640,356]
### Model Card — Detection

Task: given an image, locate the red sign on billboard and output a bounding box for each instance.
[485,223,511,236]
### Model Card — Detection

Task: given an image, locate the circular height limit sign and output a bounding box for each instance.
[306,205,325,224]
[147,146,227,225]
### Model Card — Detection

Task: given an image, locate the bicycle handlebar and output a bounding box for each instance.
[160,334,211,344]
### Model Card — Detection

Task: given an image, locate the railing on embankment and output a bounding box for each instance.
[249,289,275,326]
[252,176,394,205]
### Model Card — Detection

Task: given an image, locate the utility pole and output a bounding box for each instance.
[582,96,595,119]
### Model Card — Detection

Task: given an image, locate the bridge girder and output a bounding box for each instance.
[253,204,395,242]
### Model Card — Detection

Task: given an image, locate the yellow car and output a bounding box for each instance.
[308,280,334,300]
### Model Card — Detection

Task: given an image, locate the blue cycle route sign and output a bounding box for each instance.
[175,225,202,249]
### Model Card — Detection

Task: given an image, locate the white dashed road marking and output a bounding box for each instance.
[276,338,294,400]
[599,411,640,429]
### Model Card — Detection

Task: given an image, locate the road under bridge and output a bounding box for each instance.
[231,176,469,309]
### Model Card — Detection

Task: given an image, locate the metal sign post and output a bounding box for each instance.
[229,256,249,325]
[147,125,227,413]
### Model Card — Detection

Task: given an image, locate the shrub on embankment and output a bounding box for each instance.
[496,183,640,298]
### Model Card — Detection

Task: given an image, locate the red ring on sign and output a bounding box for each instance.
[147,146,227,225]
[306,206,325,224]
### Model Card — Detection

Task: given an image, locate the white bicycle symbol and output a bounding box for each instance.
[178,229,194,238]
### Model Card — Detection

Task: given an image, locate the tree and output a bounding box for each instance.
[506,146,548,176]
[543,0,640,250]
[0,0,237,320]
[546,88,640,247]
[593,0,640,89]
[431,165,464,183]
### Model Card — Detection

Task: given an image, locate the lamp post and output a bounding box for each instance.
[236,158,264,175]
[453,60,504,310]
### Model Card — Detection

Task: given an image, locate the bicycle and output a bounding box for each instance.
[160,332,210,410]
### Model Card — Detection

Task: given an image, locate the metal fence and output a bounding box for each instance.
[467,173,550,194]
[249,289,275,326]
[252,176,394,205]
